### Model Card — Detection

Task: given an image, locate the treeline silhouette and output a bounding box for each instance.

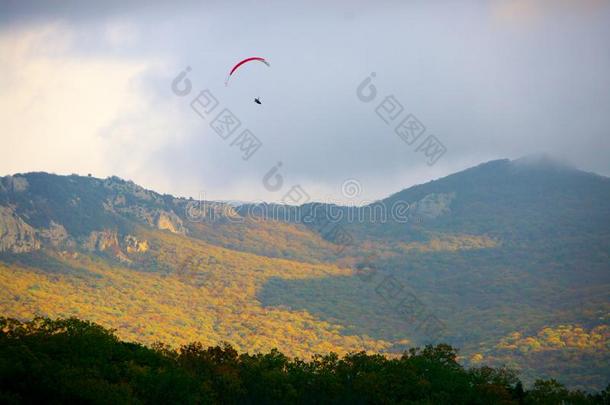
[0,317,608,404]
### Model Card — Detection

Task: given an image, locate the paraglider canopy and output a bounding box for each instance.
[225,57,270,86]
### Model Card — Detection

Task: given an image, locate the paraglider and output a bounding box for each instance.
[226,57,270,105]
[225,57,270,86]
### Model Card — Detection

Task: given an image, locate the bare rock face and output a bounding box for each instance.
[0,206,40,253]
[38,221,70,247]
[114,194,126,206]
[155,211,186,234]
[82,230,149,264]
[83,230,120,252]
[124,235,149,253]
[103,177,161,203]
[82,230,128,264]
[411,192,455,219]
[1,175,29,193]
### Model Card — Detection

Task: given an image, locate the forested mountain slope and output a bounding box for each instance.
[1,156,609,391]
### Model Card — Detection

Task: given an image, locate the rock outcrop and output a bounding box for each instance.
[124,235,149,253]
[411,192,455,219]
[38,221,70,247]
[0,206,40,253]
[83,230,120,252]
[0,175,29,193]
[155,211,186,234]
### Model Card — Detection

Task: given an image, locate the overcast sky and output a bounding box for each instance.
[1,0,609,203]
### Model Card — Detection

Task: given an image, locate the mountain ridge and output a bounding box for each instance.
[1,156,609,391]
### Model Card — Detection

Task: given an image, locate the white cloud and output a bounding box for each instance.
[0,23,187,184]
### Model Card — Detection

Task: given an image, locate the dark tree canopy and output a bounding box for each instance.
[0,317,608,404]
